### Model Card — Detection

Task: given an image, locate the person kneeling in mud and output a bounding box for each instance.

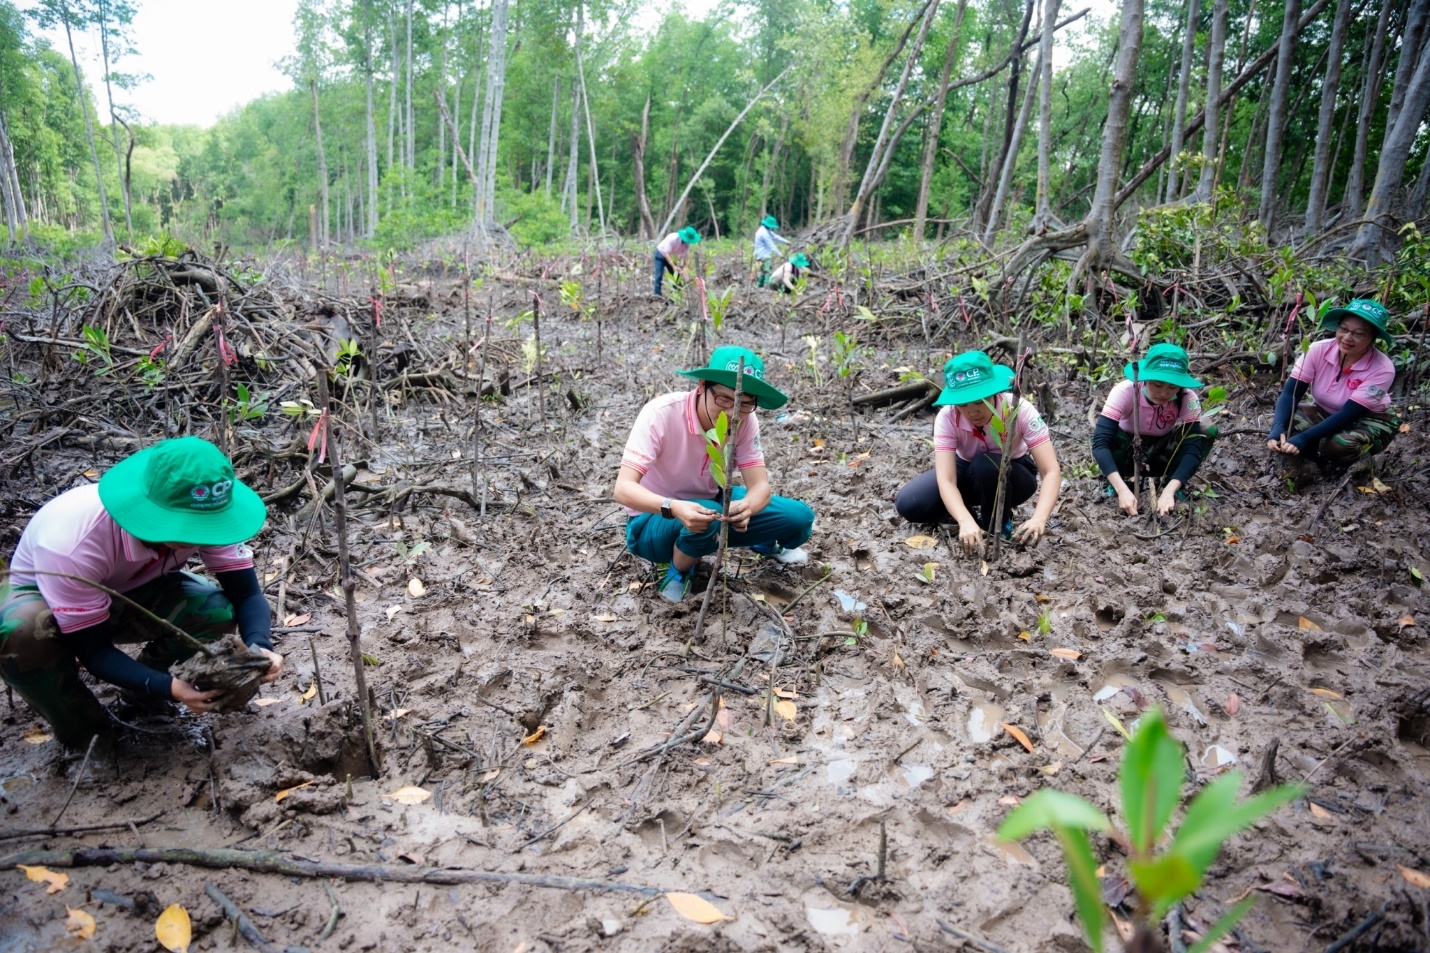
[614,346,816,603]
[894,350,1061,554]
[1,437,283,748]
[1092,343,1215,517]
[1266,299,1399,473]
[768,253,810,293]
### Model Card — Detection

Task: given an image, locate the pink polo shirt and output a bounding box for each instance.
[1099,380,1202,437]
[620,391,765,513]
[10,483,255,633]
[933,396,1050,461]
[656,233,688,261]
[1291,338,1394,413]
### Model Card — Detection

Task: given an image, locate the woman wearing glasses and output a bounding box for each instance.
[1266,300,1400,468]
[614,346,816,603]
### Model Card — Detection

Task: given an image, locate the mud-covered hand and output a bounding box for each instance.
[957,518,983,555]
[256,646,284,684]
[1116,487,1139,516]
[171,679,223,715]
[673,500,719,533]
[1156,487,1178,517]
[1013,515,1048,546]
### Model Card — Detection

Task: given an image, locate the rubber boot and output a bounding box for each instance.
[1,658,110,749]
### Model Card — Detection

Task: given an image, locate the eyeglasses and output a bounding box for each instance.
[1336,326,1373,340]
[708,389,759,411]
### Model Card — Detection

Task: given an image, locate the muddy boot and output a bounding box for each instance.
[1,658,112,750]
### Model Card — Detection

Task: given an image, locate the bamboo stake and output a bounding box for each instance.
[531,291,546,422]
[693,360,745,643]
[314,365,380,776]
[988,332,1026,562]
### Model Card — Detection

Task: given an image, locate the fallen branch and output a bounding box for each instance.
[852,379,938,407]
[0,810,165,843]
[204,884,283,953]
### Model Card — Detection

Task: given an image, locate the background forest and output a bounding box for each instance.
[0,0,1426,265]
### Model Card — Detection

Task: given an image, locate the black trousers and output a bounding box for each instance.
[895,454,1038,530]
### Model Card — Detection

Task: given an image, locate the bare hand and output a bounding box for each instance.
[171,679,223,715]
[256,647,284,684]
[1013,516,1048,546]
[1267,435,1299,456]
[957,519,983,556]
[726,498,754,532]
[1116,488,1139,516]
[673,500,719,533]
[1157,489,1178,517]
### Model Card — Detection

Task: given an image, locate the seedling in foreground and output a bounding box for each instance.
[997,707,1302,952]
[704,410,731,490]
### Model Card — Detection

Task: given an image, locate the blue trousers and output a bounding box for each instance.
[653,252,677,296]
[626,487,815,562]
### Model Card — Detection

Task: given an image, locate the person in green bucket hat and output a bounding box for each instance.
[654,225,702,297]
[1091,342,1217,516]
[614,345,816,603]
[1,437,283,748]
[894,350,1062,554]
[752,215,790,287]
[769,253,811,293]
[1266,298,1400,469]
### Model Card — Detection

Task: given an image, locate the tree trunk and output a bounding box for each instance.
[1344,0,1393,218]
[311,79,330,248]
[573,1,605,234]
[914,0,969,240]
[974,0,1037,232]
[1408,143,1430,220]
[387,16,399,174]
[97,0,132,236]
[1030,0,1061,232]
[633,94,656,238]
[1256,0,1300,231]
[473,0,509,231]
[984,47,1041,244]
[61,11,114,245]
[564,81,580,227]
[758,114,789,229]
[365,1,380,237]
[840,0,941,244]
[1385,0,1429,134]
[1349,41,1430,266]
[405,0,415,172]
[1164,0,1200,203]
[0,112,18,242]
[1303,0,1350,236]
[1193,0,1228,200]
[468,23,484,201]
[546,78,560,199]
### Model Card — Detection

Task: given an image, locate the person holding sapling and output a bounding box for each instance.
[752,215,790,287]
[1266,299,1400,466]
[613,346,816,604]
[0,438,283,748]
[653,226,701,297]
[1092,343,1216,517]
[769,253,810,293]
[895,350,1061,554]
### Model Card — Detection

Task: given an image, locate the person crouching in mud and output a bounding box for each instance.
[1266,299,1399,477]
[894,350,1061,554]
[1,437,282,748]
[613,346,816,603]
[1092,343,1215,517]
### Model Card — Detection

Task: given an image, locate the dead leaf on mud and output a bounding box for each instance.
[17,865,68,893]
[384,786,433,805]
[980,560,990,575]
[903,535,938,549]
[594,613,618,623]
[946,799,971,815]
[1102,708,1132,740]
[770,756,798,765]
[1035,593,1050,603]
[252,697,282,707]
[480,769,501,782]
[999,723,1034,753]
[301,682,317,703]
[1224,536,1239,545]
[1253,880,1303,900]
[1400,422,1412,433]
[773,700,798,721]
[65,906,96,939]
[407,577,426,597]
[1040,762,1062,776]
[1308,802,1333,821]
[1309,687,1344,700]
[772,687,798,700]
[1110,910,1135,941]
[1399,615,1416,629]
[1224,693,1240,715]
[891,648,905,672]
[1018,631,1032,642]
[1397,865,1430,889]
[385,605,403,621]
[1049,648,1081,660]
[275,780,315,803]
[702,729,724,744]
[1298,617,1322,632]
[521,725,547,745]
[22,727,52,744]
[998,795,1021,806]
[155,903,191,952]
[386,708,412,721]
[665,892,733,924]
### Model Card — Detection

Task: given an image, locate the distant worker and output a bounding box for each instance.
[753,215,790,287]
[769,254,811,293]
[1266,299,1399,471]
[654,226,701,297]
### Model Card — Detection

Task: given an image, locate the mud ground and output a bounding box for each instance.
[2,254,1429,952]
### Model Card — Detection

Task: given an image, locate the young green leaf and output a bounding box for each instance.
[1187,896,1256,953]
[1171,777,1305,879]
[1056,827,1105,953]
[705,445,727,488]
[997,789,1111,840]
[1119,707,1185,855]
[1129,853,1200,918]
[715,410,729,446]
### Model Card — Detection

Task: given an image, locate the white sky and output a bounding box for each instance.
[31,0,1117,129]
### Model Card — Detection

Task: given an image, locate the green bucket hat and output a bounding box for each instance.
[790,253,810,268]
[1124,342,1202,389]
[678,226,702,246]
[761,216,778,230]
[932,350,1015,406]
[676,345,788,410]
[1319,298,1393,344]
[98,437,267,546]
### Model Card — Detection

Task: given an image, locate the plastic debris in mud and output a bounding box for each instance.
[834,589,867,614]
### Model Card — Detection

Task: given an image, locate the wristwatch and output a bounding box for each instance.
[660,498,674,520]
